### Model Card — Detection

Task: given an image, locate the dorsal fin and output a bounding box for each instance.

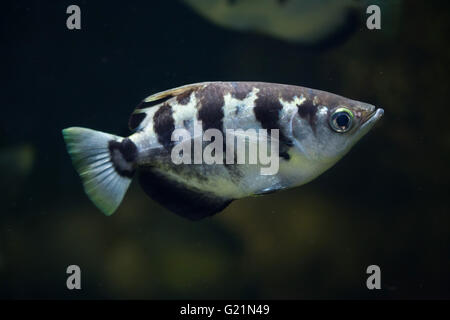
[128,82,207,131]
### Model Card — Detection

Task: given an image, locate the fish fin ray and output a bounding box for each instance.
[128,82,209,131]
[62,127,135,216]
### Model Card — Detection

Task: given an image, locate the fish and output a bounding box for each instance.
[0,144,35,197]
[182,0,402,45]
[62,81,383,220]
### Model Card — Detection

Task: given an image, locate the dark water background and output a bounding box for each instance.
[1,0,449,299]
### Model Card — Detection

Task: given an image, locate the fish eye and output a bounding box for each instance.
[329,108,354,133]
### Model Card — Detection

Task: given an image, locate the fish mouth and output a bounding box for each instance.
[353,108,384,140]
[361,108,384,127]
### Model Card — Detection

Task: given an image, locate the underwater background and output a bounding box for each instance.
[1,0,449,299]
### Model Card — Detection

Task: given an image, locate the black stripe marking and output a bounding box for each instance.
[128,112,147,131]
[136,94,173,109]
[254,90,292,160]
[197,85,225,132]
[176,89,194,105]
[231,82,253,100]
[298,100,318,133]
[153,103,175,151]
[108,139,137,178]
[121,139,138,162]
[197,84,232,168]
[254,95,283,132]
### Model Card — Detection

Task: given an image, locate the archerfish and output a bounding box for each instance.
[182,0,402,44]
[62,82,383,220]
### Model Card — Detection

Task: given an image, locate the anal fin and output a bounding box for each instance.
[138,168,233,221]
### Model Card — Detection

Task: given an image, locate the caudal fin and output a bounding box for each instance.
[62,127,137,216]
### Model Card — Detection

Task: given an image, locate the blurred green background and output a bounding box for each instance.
[1,0,449,299]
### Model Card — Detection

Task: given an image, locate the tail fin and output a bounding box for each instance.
[62,127,138,216]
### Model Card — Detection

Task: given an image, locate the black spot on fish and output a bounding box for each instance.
[176,89,193,105]
[139,168,233,220]
[234,104,243,115]
[254,94,283,131]
[249,82,300,103]
[121,139,138,162]
[128,112,146,131]
[108,139,137,178]
[254,88,292,161]
[197,85,225,132]
[136,94,173,109]
[280,88,300,103]
[231,82,253,100]
[154,103,175,151]
[183,119,193,130]
[298,100,318,133]
[279,151,290,160]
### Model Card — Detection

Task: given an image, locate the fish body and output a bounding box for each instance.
[182,0,402,45]
[0,144,35,197]
[183,0,359,44]
[63,82,383,220]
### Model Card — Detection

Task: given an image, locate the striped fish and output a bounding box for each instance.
[62,82,383,220]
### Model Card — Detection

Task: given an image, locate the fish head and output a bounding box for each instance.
[291,95,384,172]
